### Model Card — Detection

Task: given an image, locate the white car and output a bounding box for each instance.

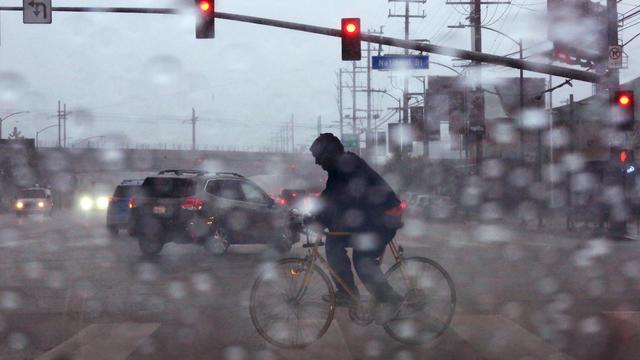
[15,187,54,217]
[77,193,111,212]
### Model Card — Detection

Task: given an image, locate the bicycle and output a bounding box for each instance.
[249,225,456,348]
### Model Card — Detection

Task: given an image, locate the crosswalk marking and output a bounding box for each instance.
[269,316,353,360]
[36,322,160,360]
[450,314,574,360]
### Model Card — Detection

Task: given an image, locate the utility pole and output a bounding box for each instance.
[470,0,484,168]
[63,103,67,148]
[191,108,198,151]
[281,122,289,152]
[606,0,619,90]
[366,39,372,159]
[389,0,426,157]
[445,0,510,168]
[352,61,357,135]
[567,94,575,231]
[317,115,322,135]
[365,27,384,161]
[338,69,344,139]
[57,100,61,148]
[290,114,294,152]
[606,0,626,238]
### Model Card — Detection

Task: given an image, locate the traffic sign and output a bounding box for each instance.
[608,45,622,69]
[372,55,429,70]
[23,0,51,24]
[342,133,359,152]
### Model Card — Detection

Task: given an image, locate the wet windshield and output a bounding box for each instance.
[0,0,639,359]
[18,189,46,198]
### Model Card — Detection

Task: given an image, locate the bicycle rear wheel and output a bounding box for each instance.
[250,258,335,348]
[383,256,456,345]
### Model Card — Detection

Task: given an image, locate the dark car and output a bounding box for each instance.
[277,189,307,208]
[277,188,322,214]
[131,170,299,256]
[106,179,144,236]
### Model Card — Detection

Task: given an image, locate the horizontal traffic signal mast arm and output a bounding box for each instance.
[1,6,599,83]
[213,12,599,83]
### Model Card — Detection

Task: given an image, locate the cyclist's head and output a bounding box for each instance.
[310,133,344,170]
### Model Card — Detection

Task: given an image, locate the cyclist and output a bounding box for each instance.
[307,133,406,324]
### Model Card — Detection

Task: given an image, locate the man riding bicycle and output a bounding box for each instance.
[307,133,406,324]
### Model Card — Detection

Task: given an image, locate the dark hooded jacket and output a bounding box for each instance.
[316,152,402,233]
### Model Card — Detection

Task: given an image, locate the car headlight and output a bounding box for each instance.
[38,201,44,208]
[96,196,109,210]
[79,196,93,211]
[16,201,24,209]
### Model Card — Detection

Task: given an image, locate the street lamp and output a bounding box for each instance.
[35,124,59,148]
[0,111,30,139]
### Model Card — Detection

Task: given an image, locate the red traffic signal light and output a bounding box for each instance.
[344,22,358,34]
[618,93,632,107]
[612,90,635,131]
[620,150,628,163]
[195,0,215,39]
[341,18,361,61]
[198,0,212,13]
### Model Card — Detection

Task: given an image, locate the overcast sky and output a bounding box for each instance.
[0,0,638,150]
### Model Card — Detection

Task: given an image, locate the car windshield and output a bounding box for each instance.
[112,185,140,198]
[2,1,640,359]
[142,177,196,198]
[19,189,46,198]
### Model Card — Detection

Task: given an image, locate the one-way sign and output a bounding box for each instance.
[23,0,52,24]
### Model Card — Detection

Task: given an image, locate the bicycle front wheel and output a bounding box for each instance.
[249,258,336,348]
[383,256,456,345]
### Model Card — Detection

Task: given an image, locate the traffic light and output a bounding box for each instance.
[551,45,595,68]
[195,0,215,39]
[612,90,635,131]
[341,18,361,61]
[611,148,635,174]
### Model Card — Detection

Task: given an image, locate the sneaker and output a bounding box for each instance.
[322,291,355,307]
[374,300,403,325]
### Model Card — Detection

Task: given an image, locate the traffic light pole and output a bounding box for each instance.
[1,6,600,83]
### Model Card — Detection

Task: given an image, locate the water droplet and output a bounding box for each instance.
[579,316,601,334]
[7,332,28,350]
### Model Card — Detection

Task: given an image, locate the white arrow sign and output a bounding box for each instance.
[23,0,52,24]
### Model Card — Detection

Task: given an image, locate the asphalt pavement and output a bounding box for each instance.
[0,210,638,359]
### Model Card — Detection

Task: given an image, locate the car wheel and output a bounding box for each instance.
[204,227,230,255]
[107,225,119,237]
[138,233,164,256]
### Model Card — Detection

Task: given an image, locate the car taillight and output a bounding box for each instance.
[128,197,137,209]
[276,196,287,206]
[385,202,407,217]
[181,197,204,210]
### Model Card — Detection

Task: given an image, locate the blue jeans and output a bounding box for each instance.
[325,230,401,303]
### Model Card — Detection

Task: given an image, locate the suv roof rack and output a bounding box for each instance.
[157,169,208,176]
[120,179,144,185]
[215,172,245,178]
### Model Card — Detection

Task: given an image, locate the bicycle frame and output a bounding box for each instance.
[294,230,408,305]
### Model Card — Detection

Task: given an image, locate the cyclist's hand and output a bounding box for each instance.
[302,214,316,227]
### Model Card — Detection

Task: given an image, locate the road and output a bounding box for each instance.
[0,210,638,359]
